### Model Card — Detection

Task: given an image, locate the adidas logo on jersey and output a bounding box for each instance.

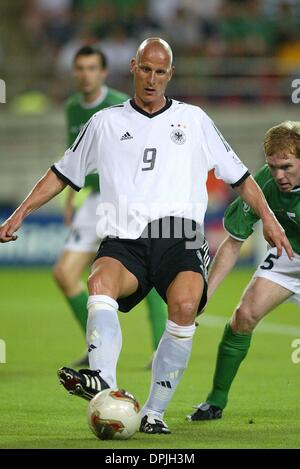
[121,131,133,141]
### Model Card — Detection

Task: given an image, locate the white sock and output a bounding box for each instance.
[86,294,121,389]
[142,320,196,417]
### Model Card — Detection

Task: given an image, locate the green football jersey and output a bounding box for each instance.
[224,164,300,254]
[65,86,129,191]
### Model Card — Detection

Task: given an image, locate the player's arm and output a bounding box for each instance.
[0,169,66,243]
[1,115,99,243]
[201,114,294,261]
[235,175,294,260]
[208,235,243,299]
[207,191,253,299]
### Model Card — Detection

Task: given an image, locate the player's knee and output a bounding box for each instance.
[232,304,258,333]
[88,271,113,296]
[169,297,198,325]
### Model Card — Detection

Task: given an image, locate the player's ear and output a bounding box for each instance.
[168,65,175,82]
[130,58,137,75]
[101,68,108,80]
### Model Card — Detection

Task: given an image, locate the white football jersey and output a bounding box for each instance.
[53,99,248,239]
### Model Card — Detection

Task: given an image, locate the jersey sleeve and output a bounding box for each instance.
[223,196,260,240]
[201,113,249,186]
[51,116,99,191]
[223,165,269,240]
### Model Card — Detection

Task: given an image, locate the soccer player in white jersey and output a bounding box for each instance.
[52,46,166,368]
[53,46,129,367]
[0,38,293,435]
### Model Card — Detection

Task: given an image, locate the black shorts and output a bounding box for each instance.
[95,217,210,313]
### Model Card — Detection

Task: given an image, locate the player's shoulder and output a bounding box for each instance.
[64,92,81,110]
[100,99,128,115]
[106,87,130,104]
[90,100,128,125]
[255,164,271,177]
[171,99,208,119]
[254,164,273,189]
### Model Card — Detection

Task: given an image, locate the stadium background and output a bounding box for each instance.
[0,0,300,449]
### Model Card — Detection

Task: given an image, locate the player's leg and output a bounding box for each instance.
[86,256,139,387]
[53,250,95,332]
[144,289,167,368]
[58,255,139,399]
[188,277,293,421]
[141,271,204,434]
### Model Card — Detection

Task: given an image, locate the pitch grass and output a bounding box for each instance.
[0,267,299,449]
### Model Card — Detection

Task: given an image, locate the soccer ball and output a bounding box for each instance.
[87,388,141,440]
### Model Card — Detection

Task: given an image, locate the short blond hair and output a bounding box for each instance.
[264,121,300,158]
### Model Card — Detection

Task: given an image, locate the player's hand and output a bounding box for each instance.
[262,214,294,260]
[0,214,22,243]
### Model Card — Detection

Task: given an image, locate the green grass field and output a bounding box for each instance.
[0,267,299,449]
